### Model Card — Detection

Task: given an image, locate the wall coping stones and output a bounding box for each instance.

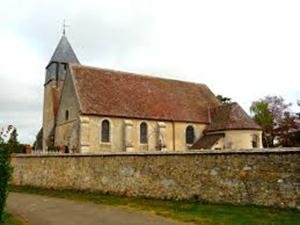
[12,147,300,158]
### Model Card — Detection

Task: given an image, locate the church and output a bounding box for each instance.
[41,34,262,153]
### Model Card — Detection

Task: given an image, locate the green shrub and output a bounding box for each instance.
[0,144,12,222]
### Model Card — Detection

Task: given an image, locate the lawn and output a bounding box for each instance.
[11,186,300,225]
[0,212,25,225]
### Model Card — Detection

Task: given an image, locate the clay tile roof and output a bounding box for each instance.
[70,65,220,123]
[191,133,225,149]
[206,103,261,132]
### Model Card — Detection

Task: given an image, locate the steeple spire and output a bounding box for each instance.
[45,33,80,84]
[48,35,79,65]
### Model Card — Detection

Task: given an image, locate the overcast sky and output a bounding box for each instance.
[0,0,299,144]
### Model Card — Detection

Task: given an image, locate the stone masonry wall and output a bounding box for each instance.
[11,148,300,209]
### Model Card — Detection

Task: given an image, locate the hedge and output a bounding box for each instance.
[0,145,12,222]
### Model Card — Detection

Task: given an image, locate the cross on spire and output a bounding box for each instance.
[62,19,69,36]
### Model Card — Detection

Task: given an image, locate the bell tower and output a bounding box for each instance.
[42,33,80,151]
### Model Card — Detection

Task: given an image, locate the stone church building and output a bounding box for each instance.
[42,35,262,153]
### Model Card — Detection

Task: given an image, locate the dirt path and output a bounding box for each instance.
[7,192,187,225]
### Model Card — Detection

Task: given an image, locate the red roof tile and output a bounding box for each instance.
[191,133,225,149]
[205,103,261,132]
[70,65,220,123]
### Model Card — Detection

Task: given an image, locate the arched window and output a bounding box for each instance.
[252,134,259,148]
[101,120,110,142]
[65,110,69,121]
[186,125,195,144]
[140,122,148,144]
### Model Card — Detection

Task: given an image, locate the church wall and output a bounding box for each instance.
[211,137,225,150]
[78,115,206,153]
[54,71,81,151]
[55,71,80,125]
[224,130,263,149]
[174,123,205,150]
[55,121,80,151]
[42,80,64,151]
[208,130,262,149]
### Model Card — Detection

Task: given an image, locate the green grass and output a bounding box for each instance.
[0,212,25,225]
[11,186,300,225]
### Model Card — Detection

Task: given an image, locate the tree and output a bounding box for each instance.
[250,101,274,147]
[7,128,22,153]
[0,126,13,221]
[263,96,292,124]
[250,95,294,147]
[275,112,297,147]
[0,125,14,145]
[216,95,232,105]
[0,135,3,145]
[297,99,300,119]
[0,127,5,144]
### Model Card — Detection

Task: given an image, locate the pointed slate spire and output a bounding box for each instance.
[48,35,80,66]
[45,35,80,84]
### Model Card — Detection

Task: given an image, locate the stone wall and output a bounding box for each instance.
[11,148,300,209]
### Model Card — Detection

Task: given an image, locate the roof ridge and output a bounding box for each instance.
[210,102,237,109]
[70,64,208,87]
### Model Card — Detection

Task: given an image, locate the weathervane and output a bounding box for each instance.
[62,19,70,36]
